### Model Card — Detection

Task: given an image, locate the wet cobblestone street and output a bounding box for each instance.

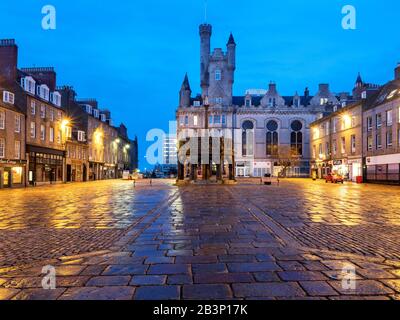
[0,179,400,300]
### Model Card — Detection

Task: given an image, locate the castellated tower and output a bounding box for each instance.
[199,24,236,107]
[199,24,212,97]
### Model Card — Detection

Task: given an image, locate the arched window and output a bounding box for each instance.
[291,120,303,156]
[242,121,254,156]
[266,120,278,156]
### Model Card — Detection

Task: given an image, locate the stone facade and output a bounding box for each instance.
[363,73,400,184]
[0,88,26,188]
[176,24,346,180]
[310,102,363,182]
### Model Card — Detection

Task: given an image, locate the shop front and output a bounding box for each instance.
[0,160,27,189]
[89,161,103,181]
[366,154,400,184]
[27,146,65,186]
[66,159,88,182]
[311,160,332,179]
[103,163,117,179]
[235,161,251,177]
[348,158,363,182]
[253,161,272,177]
[332,159,349,180]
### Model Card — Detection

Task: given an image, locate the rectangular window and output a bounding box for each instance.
[341,137,346,154]
[351,116,356,128]
[209,115,213,124]
[214,115,221,124]
[3,91,15,104]
[184,116,188,126]
[386,110,393,126]
[367,116,372,131]
[245,99,251,107]
[333,118,337,133]
[14,141,20,159]
[0,110,5,129]
[325,122,330,136]
[376,134,382,149]
[15,115,21,133]
[31,100,36,115]
[57,129,62,144]
[318,143,322,156]
[222,115,226,124]
[351,135,356,153]
[333,140,337,155]
[387,130,393,147]
[376,114,382,128]
[193,115,198,126]
[49,109,54,121]
[30,122,36,138]
[50,127,54,142]
[215,70,221,81]
[325,142,330,157]
[0,138,4,158]
[40,105,46,119]
[367,136,373,151]
[78,131,86,142]
[40,124,45,141]
[57,111,62,120]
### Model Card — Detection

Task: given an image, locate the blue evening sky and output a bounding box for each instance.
[1,0,400,170]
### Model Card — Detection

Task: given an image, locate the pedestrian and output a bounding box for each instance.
[133,180,136,188]
[150,179,152,186]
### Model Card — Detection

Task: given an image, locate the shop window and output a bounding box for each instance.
[12,167,23,184]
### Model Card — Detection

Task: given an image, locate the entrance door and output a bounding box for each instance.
[67,165,72,182]
[3,169,10,188]
[83,165,87,182]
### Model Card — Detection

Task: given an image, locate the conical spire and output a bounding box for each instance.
[227,33,236,45]
[356,72,363,85]
[181,73,191,91]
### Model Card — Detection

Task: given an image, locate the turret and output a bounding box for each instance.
[199,24,212,97]
[179,73,192,108]
[227,33,236,71]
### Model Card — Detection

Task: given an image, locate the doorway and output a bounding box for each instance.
[67,165,72,182]
[3,169,11,188]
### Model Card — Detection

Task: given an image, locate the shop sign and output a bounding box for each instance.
[333,160,343,166]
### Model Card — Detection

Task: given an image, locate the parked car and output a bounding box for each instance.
[325,173,344,184]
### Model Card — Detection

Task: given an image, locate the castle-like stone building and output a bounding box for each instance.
[176,24,368,180]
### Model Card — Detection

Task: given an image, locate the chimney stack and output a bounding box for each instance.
[0,39,18,86]
[21,67,57,91]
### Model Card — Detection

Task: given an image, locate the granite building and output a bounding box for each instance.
[176,24,347,181]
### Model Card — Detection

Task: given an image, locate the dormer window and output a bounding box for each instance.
[320,98,328,105]
[361,91,367,99]
[21,76,36,95]
[245,99,251,107]
[215,97,223,105]
[294,98,300,107]
[37,85,50,101]
[85,105,92,114]
[77,131,86,142]
[193,101,201,107]
[100,114,106,122]
[3,91,15,104]
[215,69,221,81]
[50,91,61,107]
[93,109,100,118]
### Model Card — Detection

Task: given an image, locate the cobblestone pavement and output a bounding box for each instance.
[0,179,400,300]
